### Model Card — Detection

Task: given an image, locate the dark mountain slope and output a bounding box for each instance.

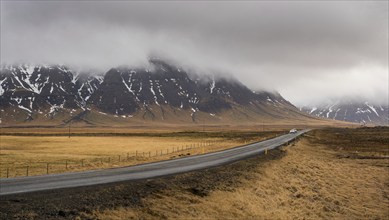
[0,61,320,126]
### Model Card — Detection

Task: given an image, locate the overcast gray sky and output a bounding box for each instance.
[1,1,388,106]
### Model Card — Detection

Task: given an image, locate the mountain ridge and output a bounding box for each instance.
[300,100,388,125]
[0,60,325,126]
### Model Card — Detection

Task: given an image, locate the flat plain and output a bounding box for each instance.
[84,127,389,219]
[0,129,283,178]
[1,127,388,219]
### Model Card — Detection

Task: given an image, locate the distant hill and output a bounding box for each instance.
[300,100,388,126]
[0,59,325,126]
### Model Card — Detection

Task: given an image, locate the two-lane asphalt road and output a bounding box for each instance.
[0,130,309,196]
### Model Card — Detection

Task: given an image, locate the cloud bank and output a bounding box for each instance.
[1,1,388,106]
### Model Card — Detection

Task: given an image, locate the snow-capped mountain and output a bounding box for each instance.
[301,101,389,125]
[0,59,315,125]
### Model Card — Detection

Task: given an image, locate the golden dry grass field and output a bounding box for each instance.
[0,118,355,134]
[0,130,283,178]
[1,127,387,220]
[86,127,389,220]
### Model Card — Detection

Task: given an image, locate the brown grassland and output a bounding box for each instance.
[0,127,388,220]
[0,120,355,178]
[0,130,283,178]
[87,127,389,220]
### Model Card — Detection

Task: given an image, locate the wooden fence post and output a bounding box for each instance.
[127,153,129,160]
[26,165,29,176]
[46,163,49,174]
[149,151,151,157]
[6,167,9,178]
[136,151,138,157]
[118,155,121,162]
[66,160,68,170]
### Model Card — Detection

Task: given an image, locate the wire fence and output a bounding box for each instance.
[0,140,218,178]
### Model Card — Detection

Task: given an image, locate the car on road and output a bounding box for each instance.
[289,128,297,133]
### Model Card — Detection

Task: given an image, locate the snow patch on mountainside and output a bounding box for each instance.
[0,78,5,95]
[301,101,388,125]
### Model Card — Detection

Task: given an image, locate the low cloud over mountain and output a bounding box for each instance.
[1,1,387,106]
